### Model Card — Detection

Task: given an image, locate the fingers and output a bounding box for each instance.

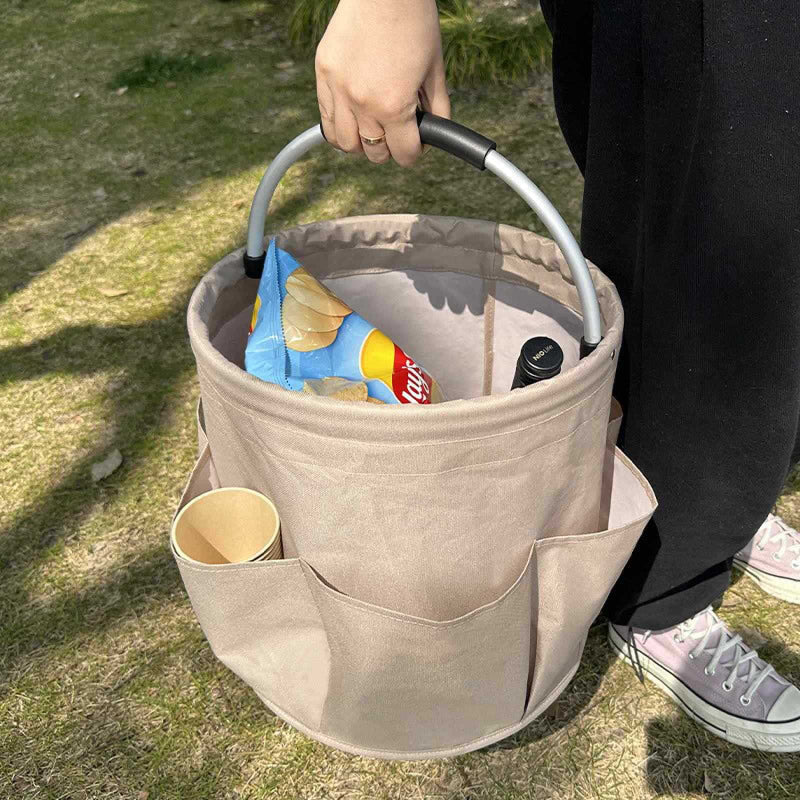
[316,79,363,155]
[333,95,363,155]
[384,104,423,167]
[317,62,433,167]
[317,79,337,144]
[421,60,451,119]
[318,90,390,165]
[357,117,391,164]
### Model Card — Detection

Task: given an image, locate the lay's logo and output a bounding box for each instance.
[393,350,433,404]
[360,328,434,404]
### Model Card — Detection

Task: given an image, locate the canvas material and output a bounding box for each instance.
[174,409,655,759]
[176,214,656,757]
[189,216,625,618]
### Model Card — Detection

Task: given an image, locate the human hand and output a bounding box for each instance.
[315,0,450,166]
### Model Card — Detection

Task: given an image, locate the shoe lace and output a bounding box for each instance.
[757,513,800,568]
[673,607,777,703]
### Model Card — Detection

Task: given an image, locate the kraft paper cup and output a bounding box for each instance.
[171,487,282,565]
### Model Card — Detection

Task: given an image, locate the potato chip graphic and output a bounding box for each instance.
[302,377,365,398]
[246,241,444,402]
[285,268,352,317]
[282,294,345,333]
[283,321,338,352]
[331,382,369,402]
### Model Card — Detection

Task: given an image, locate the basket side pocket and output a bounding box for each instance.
[525,447,656,715]
[173,444,330,732]
[301,546,534,757]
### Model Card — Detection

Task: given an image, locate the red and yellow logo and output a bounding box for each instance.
[359,329,434,404]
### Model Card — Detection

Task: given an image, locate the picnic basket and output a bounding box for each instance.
[172,114,657,759]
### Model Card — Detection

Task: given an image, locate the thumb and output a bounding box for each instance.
[420,59,451,119]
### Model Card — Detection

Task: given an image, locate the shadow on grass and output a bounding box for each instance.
[0,88,350,671]
[0,305,190,677]
[0,146,337,677]
[0,0,303,303]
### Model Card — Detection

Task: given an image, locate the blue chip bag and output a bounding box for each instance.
[244,240,443,404]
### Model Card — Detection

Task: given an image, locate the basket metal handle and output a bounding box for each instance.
[244,112,603,353]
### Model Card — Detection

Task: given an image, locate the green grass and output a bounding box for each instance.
[1,1,800,799]
[440,0,551,86]
[288,0,470,52]
[289,0,551,86]
[288,0,339,52]
[110,51,230,91]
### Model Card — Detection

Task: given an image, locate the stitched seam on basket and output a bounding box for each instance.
[611,447,658,505]
[174,505,650,576]
[202,390,610,475]
[199,365,610,443]
[535,519,648,548]
[174,555,300,574]
[482,282,496,396]
[306,550,533,629]
[198,366,613,449]
[176,552,530,623]
[257,228,600,314]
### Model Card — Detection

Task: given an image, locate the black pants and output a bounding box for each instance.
[540,0,800,628]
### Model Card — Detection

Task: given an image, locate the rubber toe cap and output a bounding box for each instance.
[767,685,800,723]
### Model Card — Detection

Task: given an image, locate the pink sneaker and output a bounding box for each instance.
[608,608,800,751]
[734,513,800,604]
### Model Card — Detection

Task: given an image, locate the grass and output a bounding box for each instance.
[1,1,799,798]
[289,0,470,52]
[287,0,340,53]
[110,51,230,91]
[289,0,551,86]
[439,0,550,86]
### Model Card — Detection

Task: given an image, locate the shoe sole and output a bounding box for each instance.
[732,558,800,604]
[607,625,800,752]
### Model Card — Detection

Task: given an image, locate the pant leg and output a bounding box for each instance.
[543,0,800,629]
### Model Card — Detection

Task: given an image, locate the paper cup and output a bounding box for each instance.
[171,487,282,565]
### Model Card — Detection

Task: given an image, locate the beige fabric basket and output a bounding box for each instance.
[173,211,657,760]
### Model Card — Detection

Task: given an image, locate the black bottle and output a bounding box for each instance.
[510,337,564,389]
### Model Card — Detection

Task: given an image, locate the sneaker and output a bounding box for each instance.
[608,608,800,751]
[734,513,800,604]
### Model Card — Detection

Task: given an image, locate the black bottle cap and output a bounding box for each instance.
[518,337,564,382]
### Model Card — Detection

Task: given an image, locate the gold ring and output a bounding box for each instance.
[360,133,386,146]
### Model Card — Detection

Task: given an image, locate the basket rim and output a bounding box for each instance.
[187,214,623,439]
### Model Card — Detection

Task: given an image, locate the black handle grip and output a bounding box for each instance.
[416,109,496,170]
[319,110,496,170]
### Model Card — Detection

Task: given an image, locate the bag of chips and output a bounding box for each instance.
[245,241,443,404]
